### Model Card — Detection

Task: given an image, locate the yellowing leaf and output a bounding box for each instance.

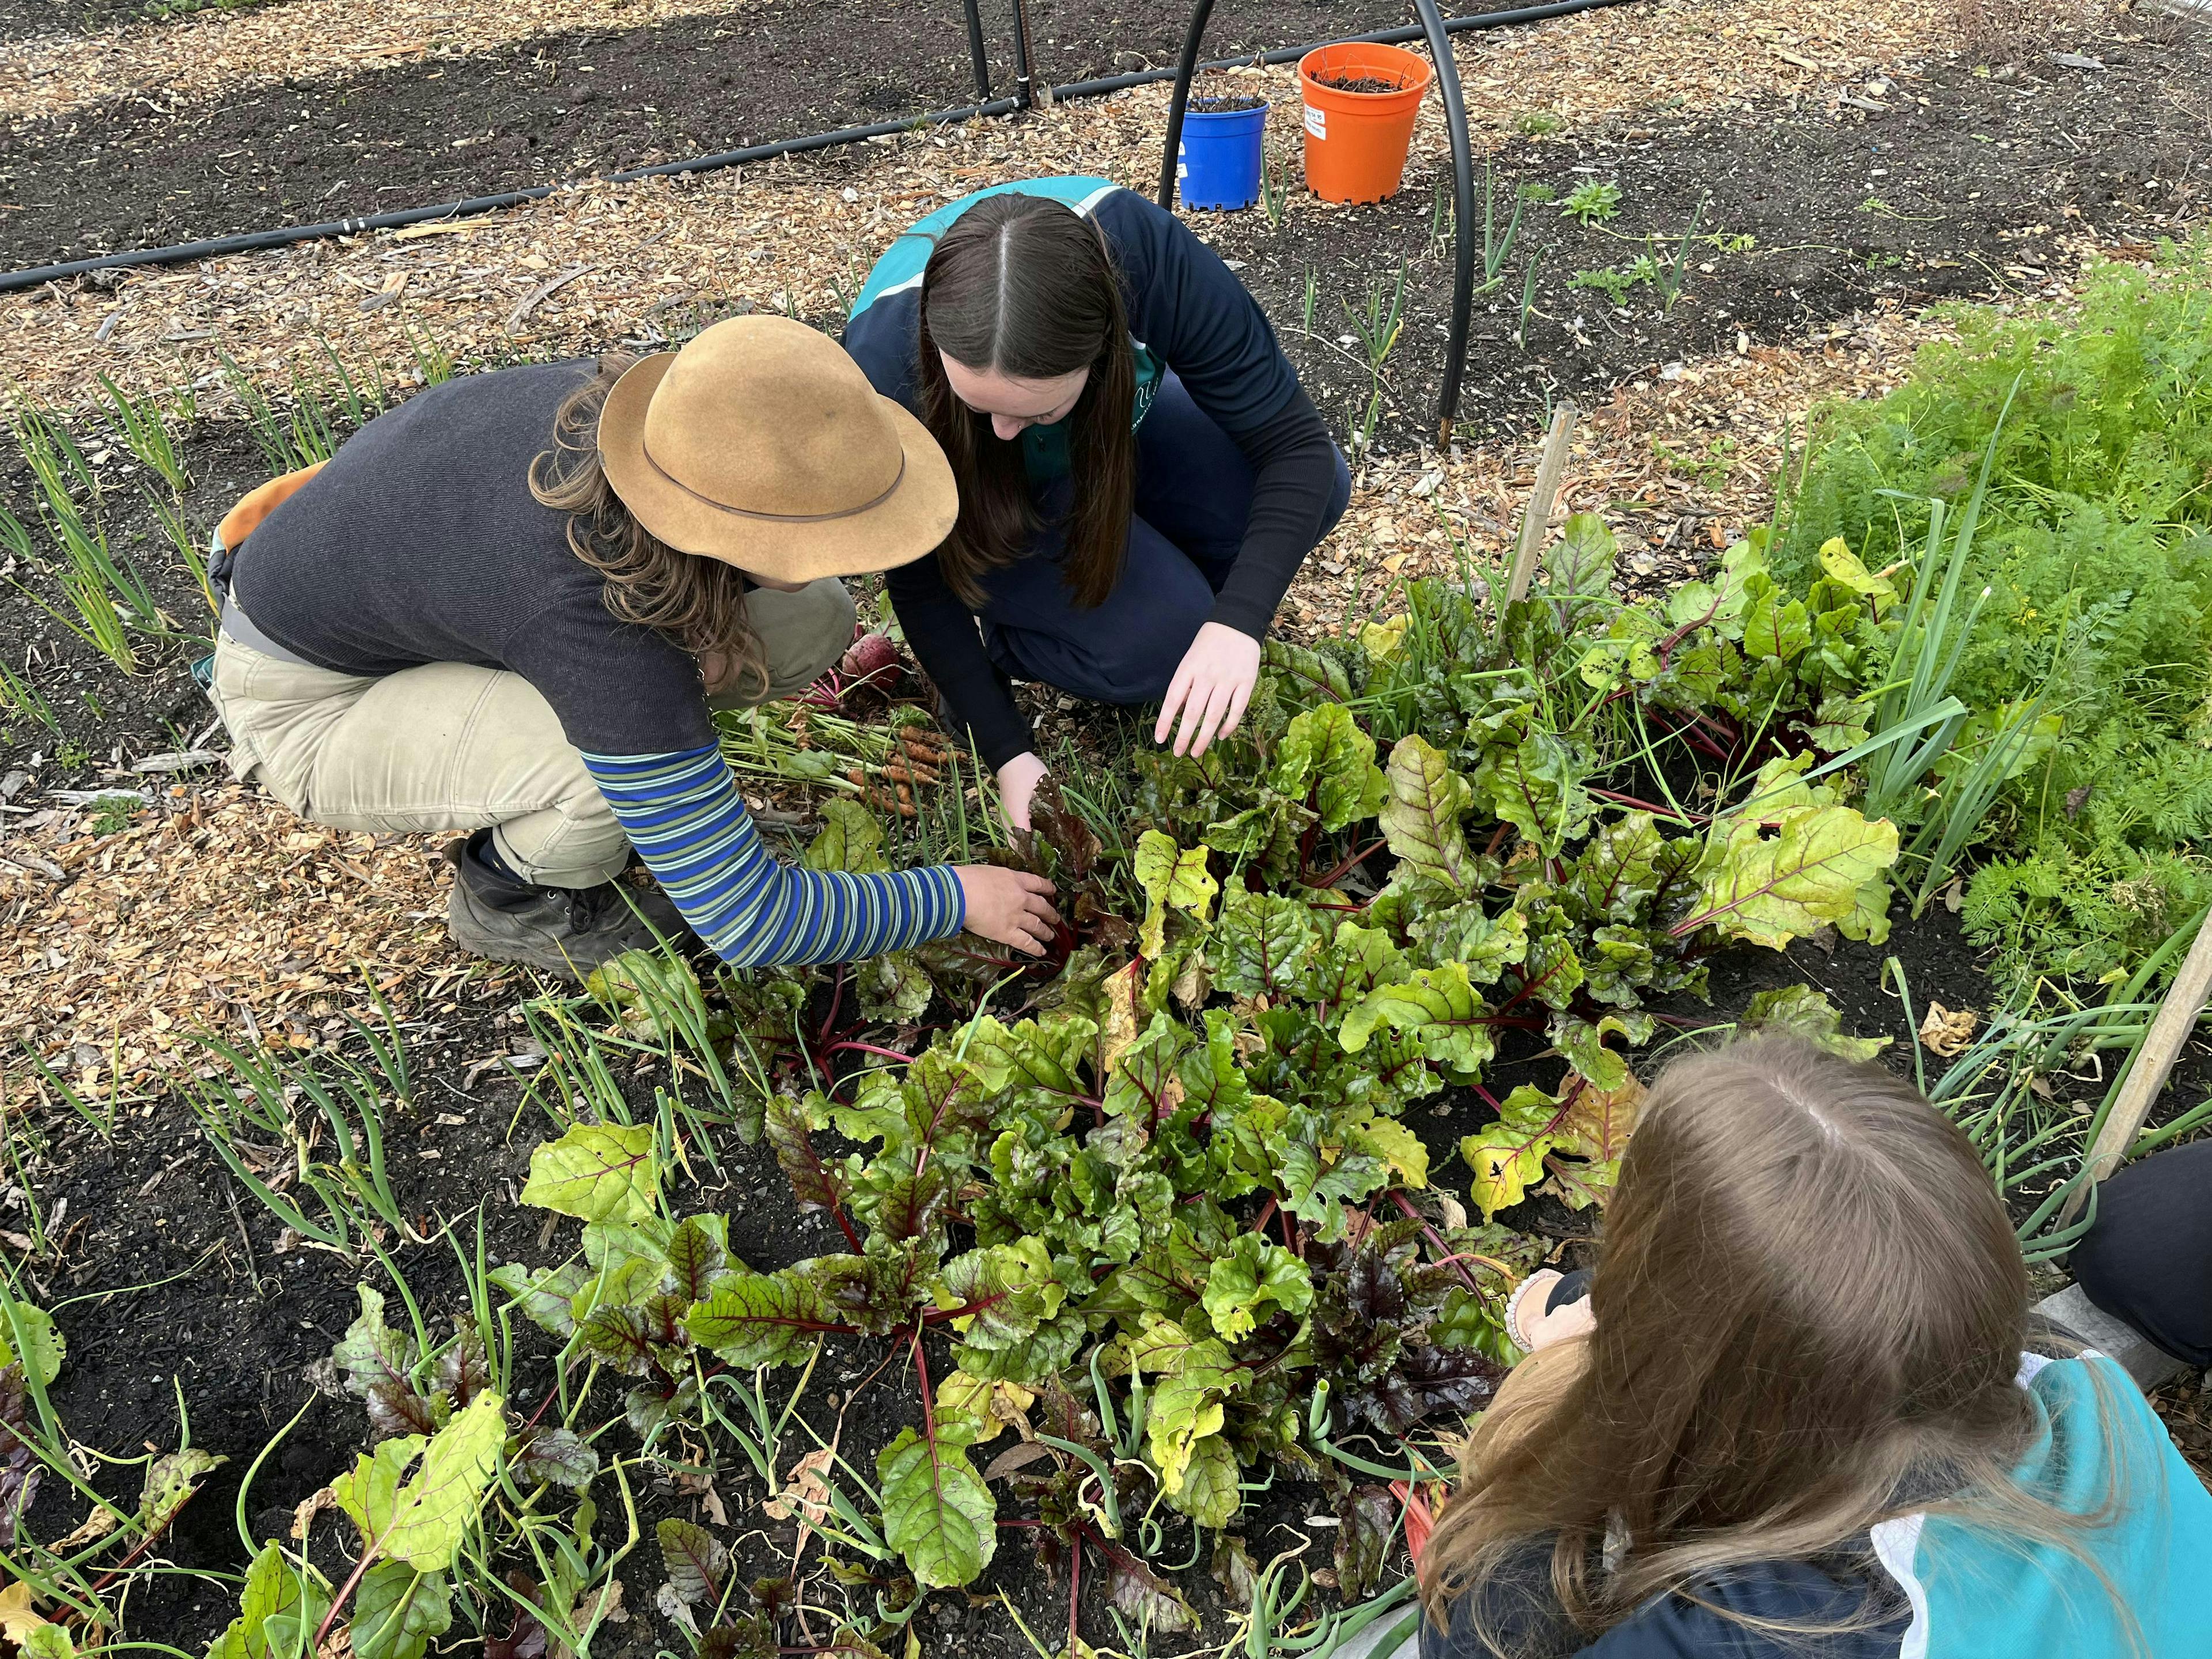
[1359,615,1408,661]
[0,1581,47,1641]
[1133,832,1217,959]
[1344,1117,1429,1188]
[329,1392,505,1571]
[1685,806,1899,950]
[0,1304,63,1390]
[519,1122,660,1225]
[1817,536,1896,609]
[1463,1131,1550,1220]
[933,1372,1035,1445]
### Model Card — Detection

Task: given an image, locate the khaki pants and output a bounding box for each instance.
[208,580,855,889]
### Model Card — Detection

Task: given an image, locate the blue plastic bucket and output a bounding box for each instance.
[1176,99,1269,211]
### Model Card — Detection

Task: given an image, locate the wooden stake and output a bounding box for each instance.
[1506,404,1578,605]
[2059,900,2212,1226]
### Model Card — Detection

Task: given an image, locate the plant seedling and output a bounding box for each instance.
[1655,192,1710,312]
[1517,244,1551,349]
[1560,179,1621,226]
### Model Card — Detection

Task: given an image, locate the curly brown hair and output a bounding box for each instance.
[529,351,767,700]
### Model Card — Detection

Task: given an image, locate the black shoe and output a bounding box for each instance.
[443,835,687,981]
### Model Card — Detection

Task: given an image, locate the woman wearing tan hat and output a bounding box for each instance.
[203,315,1059,978]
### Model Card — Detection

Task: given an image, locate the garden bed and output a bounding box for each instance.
[0,2,2208,1653]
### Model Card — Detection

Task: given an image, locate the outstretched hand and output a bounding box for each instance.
[1154,622,1262,759]
[953,865,1060,956]
[996,752,1051,833]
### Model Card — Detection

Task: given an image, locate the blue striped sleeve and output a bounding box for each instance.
[581,746,965,968]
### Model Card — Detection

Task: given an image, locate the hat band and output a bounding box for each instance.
[641,437,905,523]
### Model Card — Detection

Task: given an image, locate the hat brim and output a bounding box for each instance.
[596,351,958,582]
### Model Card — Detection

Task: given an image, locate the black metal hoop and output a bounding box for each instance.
[1158,0,1480,444]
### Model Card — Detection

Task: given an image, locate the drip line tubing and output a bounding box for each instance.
[0,0,1639,298]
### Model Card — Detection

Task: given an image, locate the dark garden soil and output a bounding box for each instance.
[0,0,1533,268]
[0,0,290,43]
[1205,33,2210,459]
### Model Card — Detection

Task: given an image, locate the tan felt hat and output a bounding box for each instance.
[597,314,956,581]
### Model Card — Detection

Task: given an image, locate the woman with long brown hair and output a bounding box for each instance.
[203,316,1058,978]
[1416,1036,2212,1658]
[842,177,1350,830]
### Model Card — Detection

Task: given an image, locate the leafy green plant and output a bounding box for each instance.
[4,406,163,672]
[183,1000,421,1253]
[1559,179,1620,226]
[1570,263,1650,305]
[1892,922,2212,1262]
[96,373,189,494]
[1513,111,1564,136]
[1781,236,2212,990]
[0,1276,225,1642]
[0,658,59,737]
[1340,260,1408,374]
[1516,244,1550,350]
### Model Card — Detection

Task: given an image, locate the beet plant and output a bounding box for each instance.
[453,514,1907,1624]
[259,510,1922,1652]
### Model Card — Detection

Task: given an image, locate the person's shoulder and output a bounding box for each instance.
[1582,1559,1906,1659]
[1426,1550,1902,1659]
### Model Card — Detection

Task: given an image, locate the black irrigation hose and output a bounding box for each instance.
[0,0,1640,297]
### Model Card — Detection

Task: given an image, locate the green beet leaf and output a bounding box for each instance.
[1339,960,1498,1079]
[1737,984,1891,1060]
[1273,702,1388,832]
[685,1266,839,1368]
[0,1301,63,1391]
[205,1541,326,1659]
[1379,735,1481,893]
[876,1418,995,1589]
[518,1122,660,1226]
[1686,805,1900,949]
[329,1391,505,1573]
[1166,1431,1243,1530]
[1210,881,1325,1001]
[1472,729,1597,858]
[1200,1235,1312,1343]
[802,798,890,874]
[347,1563,452,1659]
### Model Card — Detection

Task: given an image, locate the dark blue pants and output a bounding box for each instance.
[979,373,1352,704]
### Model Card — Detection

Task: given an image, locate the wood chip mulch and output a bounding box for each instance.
[3,0,1982,411]
[0,783,506,1100]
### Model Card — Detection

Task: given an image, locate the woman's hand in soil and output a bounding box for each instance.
[1156,622,1262,758]
[1514,1269,1597,1351]
[955,865,1060,955]
[997,752,1051,832]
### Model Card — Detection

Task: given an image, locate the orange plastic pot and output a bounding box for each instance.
[1297,41,1434,204]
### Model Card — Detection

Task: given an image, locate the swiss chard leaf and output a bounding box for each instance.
[1200,1234,1313,1343]
[518,1122,659,1226]
[876,1418,995,1589]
